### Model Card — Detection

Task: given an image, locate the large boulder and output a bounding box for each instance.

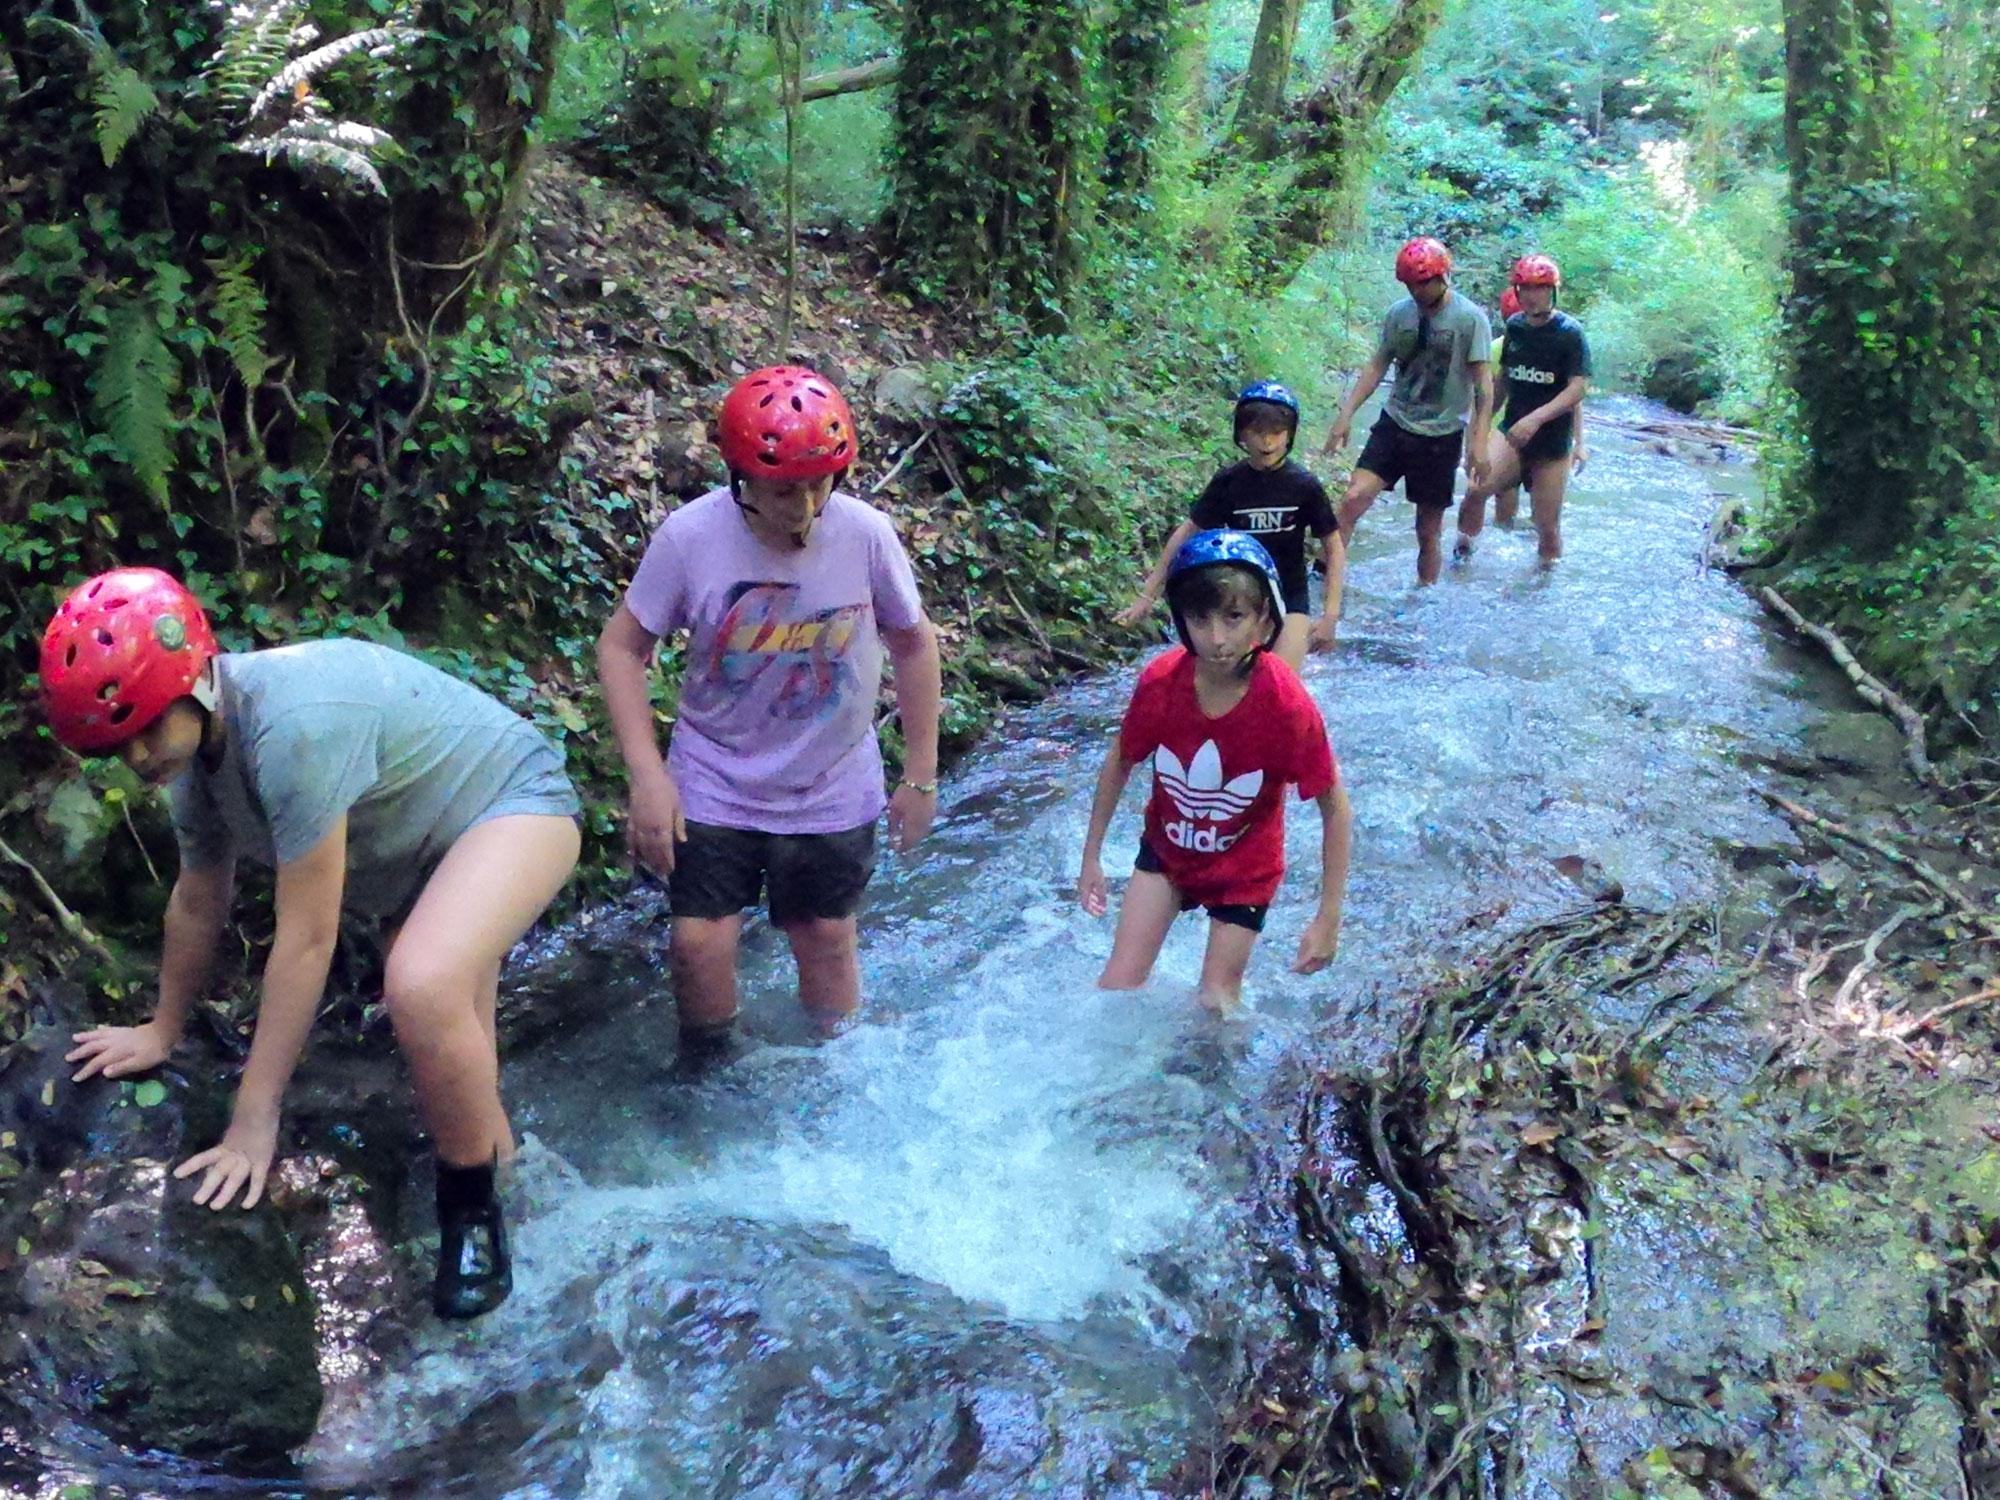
[0,1012,323,1464]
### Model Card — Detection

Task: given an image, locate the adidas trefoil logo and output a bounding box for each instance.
[1155,741,1263,853]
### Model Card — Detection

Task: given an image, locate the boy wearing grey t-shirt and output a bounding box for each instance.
[1321,237,1494,586]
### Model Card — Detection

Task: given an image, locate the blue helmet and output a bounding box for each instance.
[1166,529,1285,651]
[1234,381,1300,448]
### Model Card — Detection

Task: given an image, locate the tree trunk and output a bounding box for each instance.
[890,0,1096,325]
[1230,0,1306,155]
[1258,0,1446,280]
[1104,0,1187,206]
[385,0,563,333]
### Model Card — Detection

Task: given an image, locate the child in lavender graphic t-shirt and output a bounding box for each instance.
[596,366,943,1060]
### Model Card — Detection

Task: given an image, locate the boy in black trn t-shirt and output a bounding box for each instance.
[1117,382,1346,669]
[1455,254,1591,567]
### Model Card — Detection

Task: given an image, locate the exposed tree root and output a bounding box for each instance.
[1755,586,1939,786]
[1196,904,1756,1498]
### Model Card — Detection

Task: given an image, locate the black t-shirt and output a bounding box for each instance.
[1188,459,1338,607]
[1500,311,1591,438]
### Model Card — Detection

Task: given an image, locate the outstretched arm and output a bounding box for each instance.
[1310,529,1348,653]
[69,860,235,1082]
[1078,737,1139,917]
[883,618,943,852]
[176,818,347,1210]
[1293,783,1352,974]
[1117,520,1199,626]
[1324,356,1390,454]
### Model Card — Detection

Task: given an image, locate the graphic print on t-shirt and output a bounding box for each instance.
[690,579,870,722]
[1154,739,1264,854]
[1401,315,1451,408]
[1235,505,1298,531]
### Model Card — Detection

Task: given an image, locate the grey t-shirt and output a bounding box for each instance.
[169,640,578,916]
[1376,290,1492,438]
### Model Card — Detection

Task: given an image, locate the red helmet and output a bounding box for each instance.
[1394,237,1452,286]
[1499,287,1522,320]
[1511,254,1561,289]
[716,366,856,481]
[39,568,218,753]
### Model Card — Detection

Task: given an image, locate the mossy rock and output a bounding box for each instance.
[11,1156,322,1462]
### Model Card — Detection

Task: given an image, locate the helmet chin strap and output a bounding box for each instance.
[730,473,834,547]
[189,660,219,714]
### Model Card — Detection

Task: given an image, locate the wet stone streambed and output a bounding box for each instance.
[4,397,1996,1498]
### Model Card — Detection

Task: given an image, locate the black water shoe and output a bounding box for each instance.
[434,1158,511,1320]
[671,1017,742,1081]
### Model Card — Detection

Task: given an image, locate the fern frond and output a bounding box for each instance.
[205,0,310,110]
[92,302,181,503]
[207,252,275,390]
[93,65,161,165]
[246,27,411,122]
[239,133,388,195]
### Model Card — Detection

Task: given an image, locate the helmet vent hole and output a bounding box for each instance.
[757,453,781,467]
[108,703,134,724]
[64,644,79,668]
[790,396,805,412]
[95,629,113,646]
[758,393,776,408]
[104,597,128,610]
[97,680,121,703]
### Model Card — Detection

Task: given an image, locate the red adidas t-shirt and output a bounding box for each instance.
[1118,649,1338,907]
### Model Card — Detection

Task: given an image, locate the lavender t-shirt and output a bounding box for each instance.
[624,488,925,833]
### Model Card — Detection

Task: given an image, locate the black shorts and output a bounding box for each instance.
[1280,574,1311,617]
[1134,840,1268,932]
[668,820,878,924]
[1356,415,1463,510]
[1506,412,1575,466]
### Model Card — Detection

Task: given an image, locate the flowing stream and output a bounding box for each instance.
[3,400,1922,1497]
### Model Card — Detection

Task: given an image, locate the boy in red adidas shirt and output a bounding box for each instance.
[1077,531,1352,1012]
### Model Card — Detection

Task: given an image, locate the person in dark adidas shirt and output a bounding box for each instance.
[1454,254,1590,566]
[1118,382,1344,670]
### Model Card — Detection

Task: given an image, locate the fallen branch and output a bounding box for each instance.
[800,55,899,102]
[0,831,124,971]
[1756,586,1938,786]
[1594,413,1768,445]
[1759,792,1996,933]
[1899,982,2000,1038]
[869,426,932,494]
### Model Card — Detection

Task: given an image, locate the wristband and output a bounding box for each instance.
[900,779,938,796]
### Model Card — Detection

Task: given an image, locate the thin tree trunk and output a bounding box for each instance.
[1259,0,1446,278]
[1231,0,1306,154]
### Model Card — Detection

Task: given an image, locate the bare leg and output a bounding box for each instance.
[670,914,745,1029]
[783,916,861,1031]
[1336,470,1390,547]
[1529,455,1572,566]
[1458,439,1524,555]
[384,813,579,1167]
[1097,870,1182,990]
[1414,505,1449,586]
[1274,614,1311,673]
[1195,919,1259,1013]
[1494,484,1523,528]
